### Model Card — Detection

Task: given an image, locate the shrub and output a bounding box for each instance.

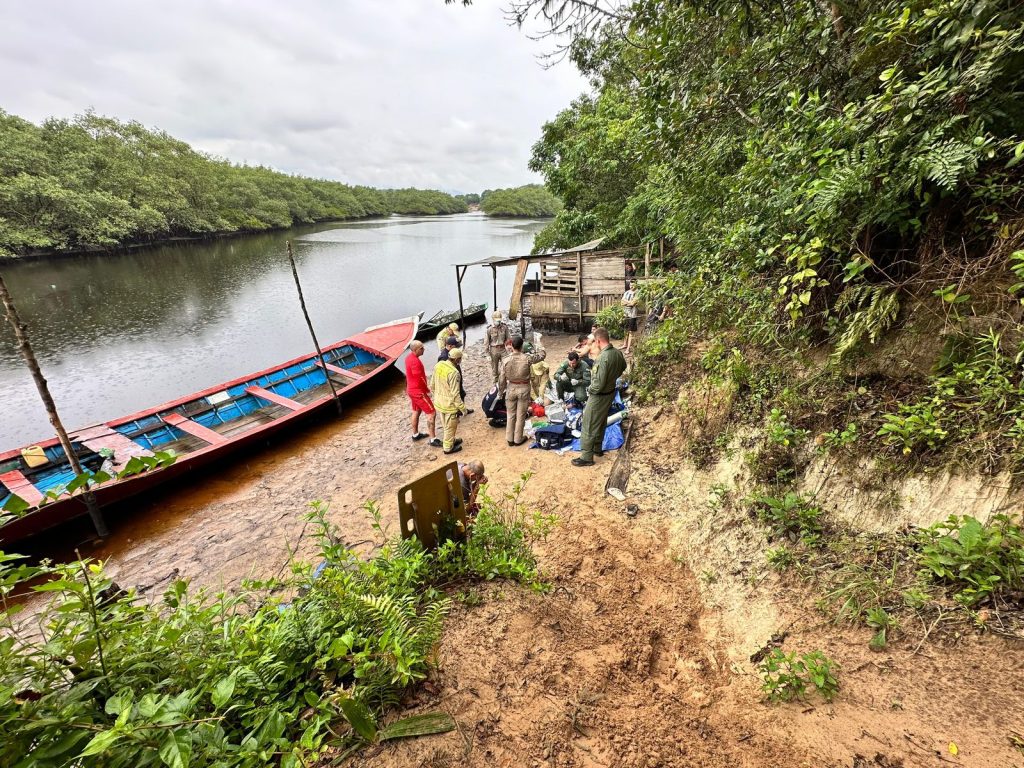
[877,399,949,454]
[750,491,824,545]
[766,408,810,448]
[0,484,551,767]
[765,546,794,571]
[916,514,1024,606]
[594,302,625,338]
[759,648,839,703]
[865,607,898,651]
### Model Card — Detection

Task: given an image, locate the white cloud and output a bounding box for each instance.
[0,0,588,191]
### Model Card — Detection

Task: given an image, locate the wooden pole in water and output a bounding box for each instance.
[286,241,342,416]
[0,272,108,538]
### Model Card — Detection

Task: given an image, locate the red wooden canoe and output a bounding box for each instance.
[0,316,419,547]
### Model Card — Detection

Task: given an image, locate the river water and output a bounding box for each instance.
[0,214,545,451]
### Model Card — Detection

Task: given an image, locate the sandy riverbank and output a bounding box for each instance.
[82,333,585,593]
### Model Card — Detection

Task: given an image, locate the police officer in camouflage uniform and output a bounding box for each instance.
[498,335,546,447]
[485,311,510,383]
[572,327,627,467]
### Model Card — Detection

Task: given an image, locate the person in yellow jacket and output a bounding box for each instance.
[431,347,467,454]
[436,322,461,352]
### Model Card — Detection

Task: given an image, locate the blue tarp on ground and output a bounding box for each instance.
[530,391,627,452]
[568,421,624,452]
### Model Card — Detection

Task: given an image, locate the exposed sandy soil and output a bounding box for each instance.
[49,332,1024,768]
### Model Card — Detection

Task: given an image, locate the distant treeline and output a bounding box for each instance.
[0,111,467,257]
[478,184,562,217]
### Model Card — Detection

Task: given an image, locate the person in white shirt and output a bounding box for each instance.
[621,281,638,353]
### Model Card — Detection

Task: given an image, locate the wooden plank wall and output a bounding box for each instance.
[527,293,619,318]
[539,259,579,294]
[531,252,626,298]
[581,253,626,296]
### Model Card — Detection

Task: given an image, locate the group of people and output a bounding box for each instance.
[404,321,471,455]
[403,311,627,468]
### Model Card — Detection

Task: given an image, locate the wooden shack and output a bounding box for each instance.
[513,247,628,331]
[456,238,660,333]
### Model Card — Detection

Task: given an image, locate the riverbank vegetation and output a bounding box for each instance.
[0,482,554,767]
[525,0,1024,474]
[0,111,467,258]
[479,184,562,217]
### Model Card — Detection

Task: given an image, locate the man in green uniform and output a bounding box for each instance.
[498,335,546,446]
[485,311,510,383]
[554,352,591,404]
[572,327,627,467]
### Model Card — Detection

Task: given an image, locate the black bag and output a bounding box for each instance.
[482,384,507,427]
[534,423,571,450]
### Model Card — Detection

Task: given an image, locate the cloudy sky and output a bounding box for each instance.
[0,1,587,192]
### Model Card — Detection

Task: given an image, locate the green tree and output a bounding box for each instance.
[0,111,468,257]
[479,184,562,217]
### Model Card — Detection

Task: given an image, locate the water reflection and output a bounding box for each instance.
[0,214,544,448]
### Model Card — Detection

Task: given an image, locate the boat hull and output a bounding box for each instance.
[415,303,487,340]
[0,316,418,547]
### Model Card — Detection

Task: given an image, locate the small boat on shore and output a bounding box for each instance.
[0,316,419,547]
[415,303,488,340]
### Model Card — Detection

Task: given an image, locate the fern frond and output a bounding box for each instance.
[831,285,900,363]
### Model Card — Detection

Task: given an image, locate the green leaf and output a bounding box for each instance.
[118,456,146,478]
[2,494,31,515]
[957,517,983,550]
[159,728,192,768]
[80,728,121,757]
[105,689,133,716]
[339,696,378,743]
[378,712,457,742]
[211,670,237,708]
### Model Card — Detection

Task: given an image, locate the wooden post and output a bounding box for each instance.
[0,273,108,538]
[576,251,583,329]
[509,258,529,320]
[286,241,341,415]
[455,265,467,346]
[490,265,498,314]
[644,242,651,278]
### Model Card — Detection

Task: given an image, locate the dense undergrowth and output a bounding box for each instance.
[523,0,1024,474]
[0,111,467,257]
[0,479,554,767]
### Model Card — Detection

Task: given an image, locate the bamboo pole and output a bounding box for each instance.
[0,273,108,538]
[286,241,341,415]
